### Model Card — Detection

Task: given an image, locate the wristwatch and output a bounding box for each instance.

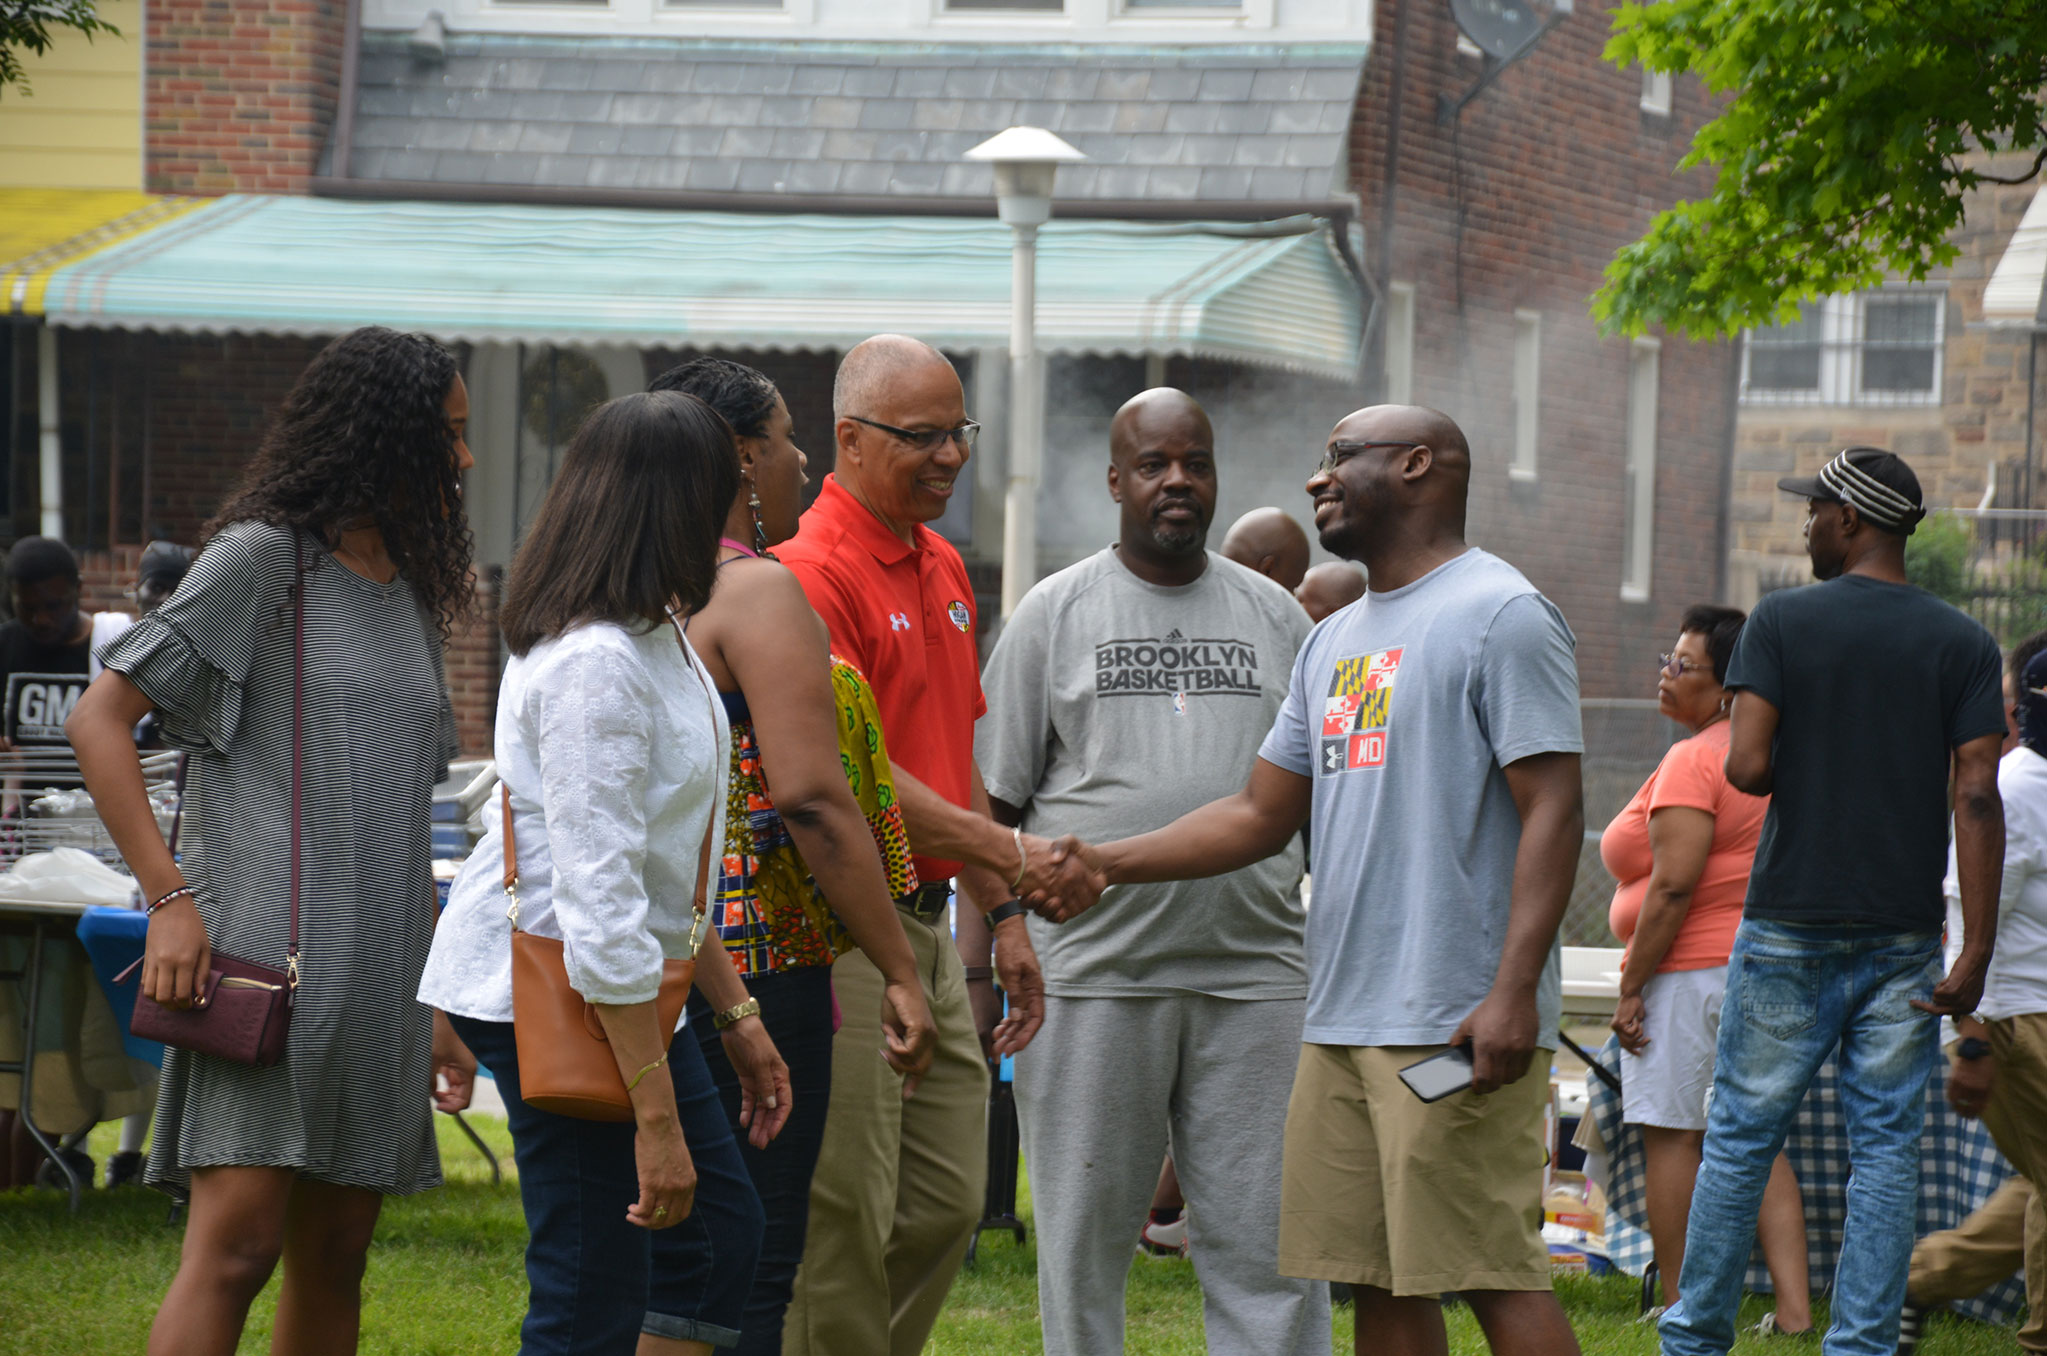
[713,998,761,1031]
[1957,1036,1993,1061]
[986,898,1028,928]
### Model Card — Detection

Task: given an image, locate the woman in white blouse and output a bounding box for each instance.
[421,391,781,1356]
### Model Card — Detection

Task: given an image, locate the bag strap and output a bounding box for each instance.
[287,531,306,999]
[500,621,719,945]
[167,752,188,855]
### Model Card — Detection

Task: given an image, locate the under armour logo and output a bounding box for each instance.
[889,612,912,632]
[1323,742,1342,773]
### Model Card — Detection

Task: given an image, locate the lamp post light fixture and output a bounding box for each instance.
[965,126,1086,619]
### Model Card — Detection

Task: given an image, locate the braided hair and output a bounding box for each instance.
[206,327,474,633]
[648,356,782,441]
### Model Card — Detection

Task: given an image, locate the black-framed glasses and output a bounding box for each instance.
[1660,652,1709,678]
[848,415,981,453]
[1314,440,1421,477]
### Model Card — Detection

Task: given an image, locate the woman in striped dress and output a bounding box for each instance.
[68,327,478,1356]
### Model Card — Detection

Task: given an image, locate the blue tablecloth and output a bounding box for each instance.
[73,906,161,1067]
[1585,1036,2024,1325]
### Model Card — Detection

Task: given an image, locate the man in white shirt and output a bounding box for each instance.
[1902,635,2047,1356]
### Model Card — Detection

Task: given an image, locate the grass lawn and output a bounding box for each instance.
[0,1115,2024,1355]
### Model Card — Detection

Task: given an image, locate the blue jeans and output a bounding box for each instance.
[1660,921,1942,1356]
[451,1014,766,1354]
[673,965,836,1356]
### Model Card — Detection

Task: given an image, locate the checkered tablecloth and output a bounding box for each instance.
[1583,1036,2027,1325]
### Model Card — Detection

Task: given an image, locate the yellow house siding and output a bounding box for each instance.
[0,0,143,191]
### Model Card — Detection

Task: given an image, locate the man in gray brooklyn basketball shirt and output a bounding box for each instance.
[978,389,1323,1355]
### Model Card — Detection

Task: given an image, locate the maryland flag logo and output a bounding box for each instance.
[1318,646,1403,775]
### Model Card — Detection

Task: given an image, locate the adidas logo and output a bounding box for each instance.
[1164,629,1185,641]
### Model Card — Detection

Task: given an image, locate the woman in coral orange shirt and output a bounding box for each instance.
[1602,604,1813,1333]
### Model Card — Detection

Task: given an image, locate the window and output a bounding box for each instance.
[1123,0,1241,8]
[1741,289,1945,405]
[1383,282,1415,405]
[947,0,1061,8]
[1640,67,1671,115]
[1511,309,1540,482]
[1622,338,1660,602]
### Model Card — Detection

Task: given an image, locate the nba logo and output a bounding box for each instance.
[1172,691,1187,716]
[1346,732,1387,769]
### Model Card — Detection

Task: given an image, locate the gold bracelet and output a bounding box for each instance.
[714,997,761,1031]
[624,1053,667,1093]
[1010,825,1028,891]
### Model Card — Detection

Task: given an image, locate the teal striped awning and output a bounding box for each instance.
[40,195,1365,378]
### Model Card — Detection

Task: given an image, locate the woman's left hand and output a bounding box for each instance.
[1611,993,1649,1056]
[722,1015,792,1148]
[431,1008,477,1113]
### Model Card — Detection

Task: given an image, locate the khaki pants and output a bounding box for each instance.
[782,907,987,1356]
[1908,1012,2047,1353]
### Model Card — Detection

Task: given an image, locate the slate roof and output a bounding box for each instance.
[333,33,1368,208]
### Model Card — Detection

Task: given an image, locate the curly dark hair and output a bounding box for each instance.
[649,357,781,441]
[205,327,473,633]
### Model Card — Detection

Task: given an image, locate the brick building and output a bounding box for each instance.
[1727,160,2047,611]
[10,0,1736,761]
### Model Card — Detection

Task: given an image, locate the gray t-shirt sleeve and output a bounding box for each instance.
[1258,636,1318,777]
[1475,592,1583,765]
[975,586,1056,810]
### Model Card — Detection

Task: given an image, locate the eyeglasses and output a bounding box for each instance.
[1314,440,1422,477]
[1660,653,1709,678]
[848,415,981,453]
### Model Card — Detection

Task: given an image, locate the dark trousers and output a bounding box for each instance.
[673,965,836,1356]
[451,1013,765,1354]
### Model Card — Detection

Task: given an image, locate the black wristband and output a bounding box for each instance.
[985,898,1028,928]
[1958,1036,1993,1061]
[962,966,994,982]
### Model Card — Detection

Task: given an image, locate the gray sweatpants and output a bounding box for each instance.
[1014,991,1329,1356]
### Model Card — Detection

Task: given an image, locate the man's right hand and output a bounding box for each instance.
[1028,836,1109,923]
[142,896,211,1008]
[1013,831,1106,922]
[1916,951,1990,1018]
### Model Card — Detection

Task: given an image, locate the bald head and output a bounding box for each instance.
[1297,562,1367,623]
[1110,387,1213,466]
[1331,404,1471,479]
[1220,508,1310,592]
[833,334,957,420]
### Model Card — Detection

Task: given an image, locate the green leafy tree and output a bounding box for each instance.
[1,0,116,98]
[1904,512,1976,605]
[1595,1,2047,338]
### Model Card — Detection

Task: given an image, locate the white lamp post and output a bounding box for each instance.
[965,127,1086,619]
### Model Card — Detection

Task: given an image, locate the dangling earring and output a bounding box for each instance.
[750,489,768,556]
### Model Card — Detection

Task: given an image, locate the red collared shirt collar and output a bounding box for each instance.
[811,474,930,566]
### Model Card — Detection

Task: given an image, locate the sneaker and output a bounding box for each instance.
[105,1151,146,1189]
[1638,1305,1669,1326]
[1896,1303,1925,1356]
[1138,1214,1188,1259]
[1749,1312,1816,1339]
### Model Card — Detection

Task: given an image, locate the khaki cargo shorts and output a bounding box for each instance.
[1278,1042,1552,1296]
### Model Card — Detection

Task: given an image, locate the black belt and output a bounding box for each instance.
[903,884,951,921]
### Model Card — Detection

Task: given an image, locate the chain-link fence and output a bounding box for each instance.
[1564,698,1681,947]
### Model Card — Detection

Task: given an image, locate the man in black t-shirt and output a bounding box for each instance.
[0,537,128,754]
[1659,449,2006,1356]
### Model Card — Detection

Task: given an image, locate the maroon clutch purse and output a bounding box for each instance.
[120,533,306,1067]
[121,953,293,1066]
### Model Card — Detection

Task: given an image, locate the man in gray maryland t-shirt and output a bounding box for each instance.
[979,389,1325,1356]
[1060,405,1588,1356]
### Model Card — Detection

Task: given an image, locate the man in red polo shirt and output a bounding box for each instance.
[779,334,1099,1356]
